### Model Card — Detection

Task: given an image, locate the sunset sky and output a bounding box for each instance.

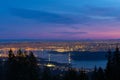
[0,0,120,39]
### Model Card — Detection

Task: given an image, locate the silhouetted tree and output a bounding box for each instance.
[105,46,120,80]
[78,70,88,80]
[105,49,113,80]
[41,67,52,80]
[8,49,15,62]
[7,49,40,80]
[28,51,40,80]
[64,68,78,80]
[92,66,97,80]
[97,67,105,80]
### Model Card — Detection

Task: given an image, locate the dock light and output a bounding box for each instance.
[46,63,55,67]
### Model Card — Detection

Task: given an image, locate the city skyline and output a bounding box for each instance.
[0,0,120,39]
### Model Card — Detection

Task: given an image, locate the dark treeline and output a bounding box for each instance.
[92,46,120,80]
[7,49,40,80]
[0,47,120,80]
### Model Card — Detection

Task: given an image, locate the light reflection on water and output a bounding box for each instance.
[34,51,107,69]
